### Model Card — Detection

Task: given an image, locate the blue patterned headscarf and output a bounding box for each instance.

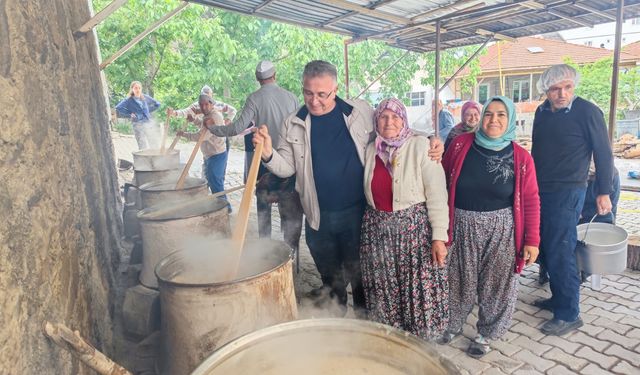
[474,95,517,151]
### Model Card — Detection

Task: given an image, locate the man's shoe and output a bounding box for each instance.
[533,298,555,311]
[540,318,583,336]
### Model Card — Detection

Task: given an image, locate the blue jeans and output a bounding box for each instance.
[539,187,586,322]
[204,151,230,209]
[305,203,366,312]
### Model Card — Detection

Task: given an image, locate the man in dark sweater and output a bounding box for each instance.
[531,64,613,336]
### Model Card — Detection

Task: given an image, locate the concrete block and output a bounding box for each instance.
[123,284,160,339]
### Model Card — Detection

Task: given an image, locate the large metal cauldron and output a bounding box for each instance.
[191,319,461,375]
[155,239,297,375]
[138,177,208,209]
[577,222,628,274]
[132,149,180,171]
[137,197,231,288]
[134,167,183,187]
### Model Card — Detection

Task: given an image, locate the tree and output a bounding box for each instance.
[565,57,640,119]
[93,0,478,129]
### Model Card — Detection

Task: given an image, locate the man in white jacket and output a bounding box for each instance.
[253,60,444,315]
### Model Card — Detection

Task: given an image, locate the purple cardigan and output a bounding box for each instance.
[442,132,541,273]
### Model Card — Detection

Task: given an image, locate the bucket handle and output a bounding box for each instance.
[581,212,616,242]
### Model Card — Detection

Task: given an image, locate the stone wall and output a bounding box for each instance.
[0,1,122,373]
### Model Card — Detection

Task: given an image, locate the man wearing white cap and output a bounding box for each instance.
[531,64,613,336]
[207,60,303,256]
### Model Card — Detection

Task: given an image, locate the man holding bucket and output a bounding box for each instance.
[531,64,614,336]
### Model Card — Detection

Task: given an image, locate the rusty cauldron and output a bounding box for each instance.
[137,197,231,289]
[155,239,297,375]
[191,319,461,375]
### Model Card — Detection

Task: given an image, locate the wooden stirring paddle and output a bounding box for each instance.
[225,141,264,280]
[175,127,208,190]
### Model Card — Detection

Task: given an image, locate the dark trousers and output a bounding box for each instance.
[539,187,586,322]
[257,189,303,252]
[204,151,230,209]
[305,203,366,311]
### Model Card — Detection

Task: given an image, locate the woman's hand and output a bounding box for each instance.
[130,113,137,120]
[431,240,448,267]
[428,136,444,162]
[523,245,539,266]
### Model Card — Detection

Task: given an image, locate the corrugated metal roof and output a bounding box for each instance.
[187,0,640,51]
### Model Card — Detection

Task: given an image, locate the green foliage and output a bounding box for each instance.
[420,45,485,98]
[94,0,474,132]
[564,57,640,119]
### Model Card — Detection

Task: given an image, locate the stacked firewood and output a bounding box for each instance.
[614,134,640,159]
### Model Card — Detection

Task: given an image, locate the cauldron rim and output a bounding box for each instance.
[154,239,294,288]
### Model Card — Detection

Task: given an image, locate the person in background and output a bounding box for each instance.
[531,64,613,336]
[444,100,482,150]
[167,85,237,125]
[580,163,620,225]
[178,94,231,211]
[433,99,455,143]
[360,98,449,340]
[206,61,303,256]
[115,81,161,150]
[252,60,445,317]
[441,96,540,357]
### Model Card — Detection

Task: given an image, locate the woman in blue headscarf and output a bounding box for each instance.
[440,96,541,357]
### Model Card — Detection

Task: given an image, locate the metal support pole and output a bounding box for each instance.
[99,2,189,70]
[439,37,491,93]
[344,40,350,99]
[434,20,441,139]
[609,0,624,144]
[75,0,128,35]
[355,50,410,99]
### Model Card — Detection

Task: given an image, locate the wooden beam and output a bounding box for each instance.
[573,3,617,21]
[547,9,594,28]
[317,0,437,32]
[476,28,516,42]
[252,0,278,13]
[75,0,128,35]
[609,0,624,144]
[100,2,189,70]
[321,11,358,26]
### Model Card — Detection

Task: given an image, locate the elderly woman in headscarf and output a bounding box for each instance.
[360,98,450,341]
[444,100,482,150]
[440,96,540,358]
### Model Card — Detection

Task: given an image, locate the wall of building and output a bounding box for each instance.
[0,1,122,373]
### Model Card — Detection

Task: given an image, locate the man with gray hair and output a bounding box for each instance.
[206,60,303,258]
[531,64,613,336]
[253,60,444,316]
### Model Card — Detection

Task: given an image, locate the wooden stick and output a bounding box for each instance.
[168,119,188,151]
[225,141,264,280]
[43,321,133,375]
[160,116,170,154]
[140,185,245,221]
[175,128,208,190]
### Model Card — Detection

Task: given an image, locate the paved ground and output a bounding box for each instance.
[113,133,640,375]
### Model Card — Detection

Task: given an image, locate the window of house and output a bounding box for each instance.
[585,40,593,46]
[407,91,425,106]
[512,80,530,102]
[478,83,490,104]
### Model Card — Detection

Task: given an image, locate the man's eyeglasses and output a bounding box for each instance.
[302,89,334,100]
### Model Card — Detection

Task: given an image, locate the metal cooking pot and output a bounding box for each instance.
[132,149,180,171]
[155,239,297,375]
[191,319,461,375]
